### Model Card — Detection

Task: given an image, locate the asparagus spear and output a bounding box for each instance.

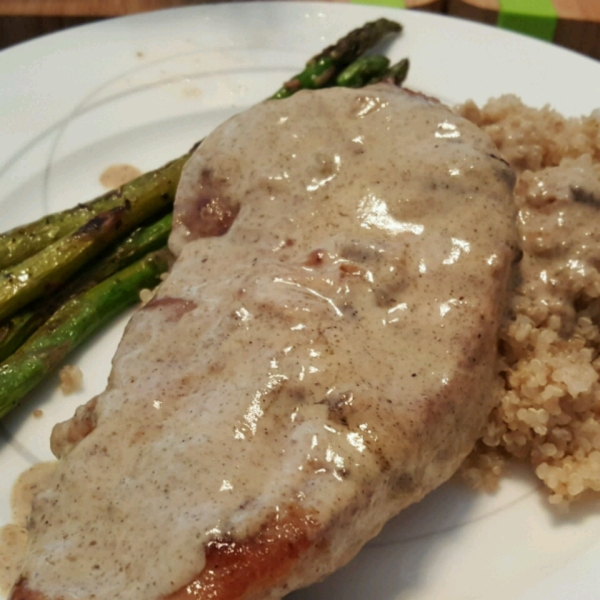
[0,214,172,362]
[272,18,402,99]
[66,213,173,294]
[0,154,188,271]
[374,57,410,86]
[336,55,390,88]
[0,166,182,323]
[0,249,171,420]
[0,312,35,366]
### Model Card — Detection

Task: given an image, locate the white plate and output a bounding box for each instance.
[1,4,600,599]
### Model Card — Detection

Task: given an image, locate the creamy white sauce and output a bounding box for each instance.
[0,462,57,594]
[516,155,600,332]
[17,86,517,600]
[0,525,27,594]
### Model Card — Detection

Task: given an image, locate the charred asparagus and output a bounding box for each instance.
[0,250,171,420]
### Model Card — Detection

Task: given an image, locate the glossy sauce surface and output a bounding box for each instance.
[16,86,517,600]
[515,155,600,332]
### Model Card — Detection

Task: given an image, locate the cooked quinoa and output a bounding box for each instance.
[456,95,600,506]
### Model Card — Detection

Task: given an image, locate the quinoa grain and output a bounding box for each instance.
[458,96,600,506]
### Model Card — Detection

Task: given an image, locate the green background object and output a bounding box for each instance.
[498,0,557,41]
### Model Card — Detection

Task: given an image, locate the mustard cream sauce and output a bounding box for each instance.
[18,85,517,600]
[0,525,27,594]
[515,155,600,334]
[0,462,57,594]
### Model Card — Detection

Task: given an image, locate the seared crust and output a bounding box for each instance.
[166,509,320,600]
[10,580,46,600]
